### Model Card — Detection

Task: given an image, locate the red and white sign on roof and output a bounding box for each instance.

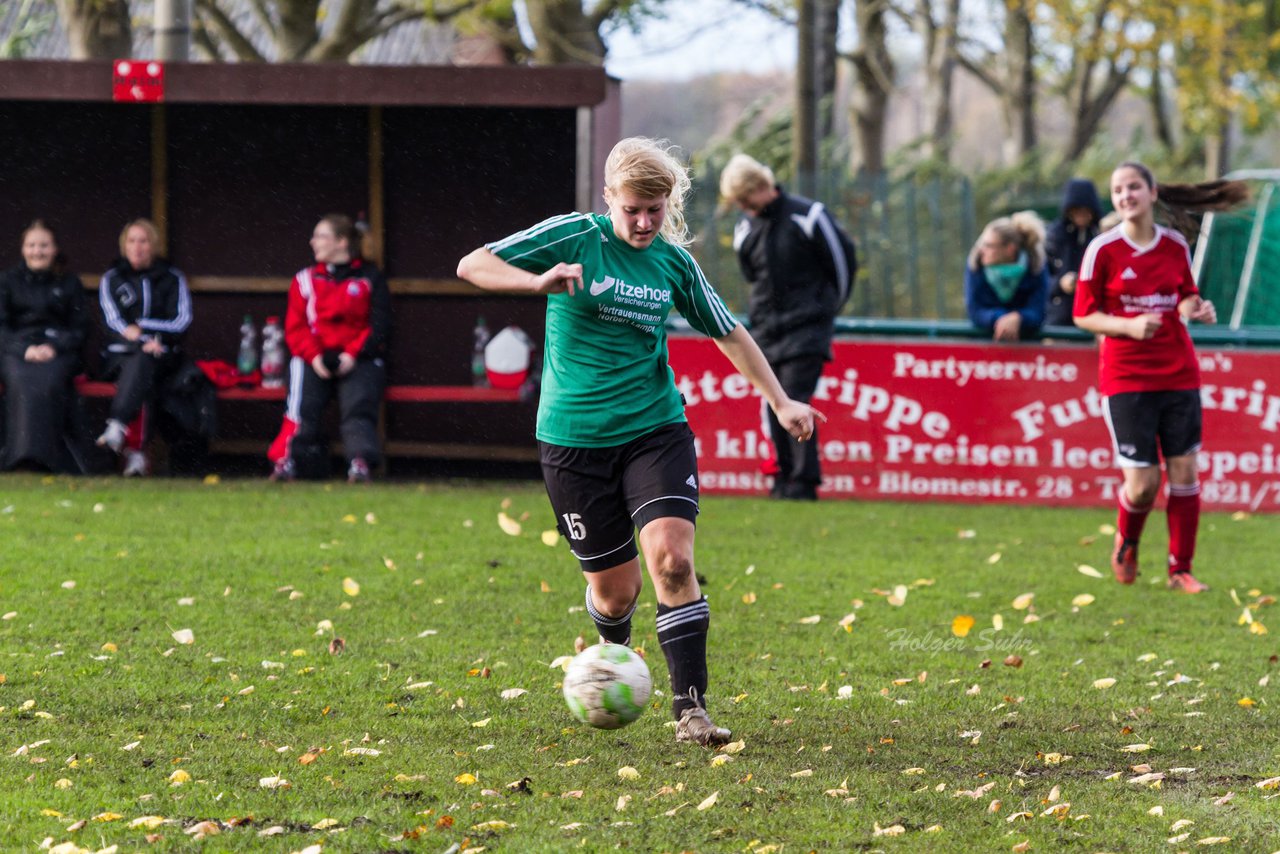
[112,60,165,103]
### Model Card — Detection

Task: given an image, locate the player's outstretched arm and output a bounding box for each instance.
[456,248,583,296]
[713,324,824,442]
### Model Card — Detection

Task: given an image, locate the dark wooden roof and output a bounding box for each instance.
[0,59,610,108]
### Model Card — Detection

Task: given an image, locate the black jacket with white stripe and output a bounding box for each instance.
[98,257,193,350]
[733,187,856,364]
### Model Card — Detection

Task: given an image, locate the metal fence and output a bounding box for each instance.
[686,166,985,320]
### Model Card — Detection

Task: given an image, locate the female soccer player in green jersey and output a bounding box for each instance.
[458,137,821,746]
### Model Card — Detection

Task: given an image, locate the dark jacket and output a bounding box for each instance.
[0,264,88,359]
[733,187,857,364]
[964,238,1049,337]
[98,256,192,350]
[1044,179,1103,326]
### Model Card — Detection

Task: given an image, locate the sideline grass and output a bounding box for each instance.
[1,475,1278,852]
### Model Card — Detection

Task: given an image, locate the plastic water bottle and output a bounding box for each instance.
[260,315,286,388]
[472,315,490,387]
[237,314,258,376]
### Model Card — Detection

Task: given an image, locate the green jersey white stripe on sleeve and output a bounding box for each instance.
[486,213,591,254]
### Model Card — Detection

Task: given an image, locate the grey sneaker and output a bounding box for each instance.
[96,419,127,454]
[675,705,731,746]
[347,457,371,484]
[122,449,148,477]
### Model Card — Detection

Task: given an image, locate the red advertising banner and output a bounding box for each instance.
[670,337,1280,512]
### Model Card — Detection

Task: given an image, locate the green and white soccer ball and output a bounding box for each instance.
[562,643,652,729]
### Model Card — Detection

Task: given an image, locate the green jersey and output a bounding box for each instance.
[487,212,737,447]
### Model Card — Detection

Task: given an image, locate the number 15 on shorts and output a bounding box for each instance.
[562,513,587,540]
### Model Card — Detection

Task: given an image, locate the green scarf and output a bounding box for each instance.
[984,252,1028,303]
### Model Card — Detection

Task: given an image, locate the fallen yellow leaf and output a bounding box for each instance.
[497,512,522,536]
[1012,593,1034,610]
[952,615,976,637]
[342,577,360,597]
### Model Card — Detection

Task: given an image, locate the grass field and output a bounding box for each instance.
[1,475,1278,853]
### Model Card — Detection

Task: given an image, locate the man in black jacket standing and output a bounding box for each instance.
[721,154,857,500]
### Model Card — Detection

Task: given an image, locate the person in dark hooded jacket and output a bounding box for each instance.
[1045,178,1104,327]
[720,154,856,501]
[0,220,90,472]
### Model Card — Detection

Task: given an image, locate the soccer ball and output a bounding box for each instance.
[562,643,652,729]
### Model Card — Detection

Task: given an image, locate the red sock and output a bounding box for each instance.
[1166,483,1201,575]
[125,408,147,452]
[1117,489,1153,544]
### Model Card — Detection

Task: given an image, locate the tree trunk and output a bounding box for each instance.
[815,0,840,142]
[54,0,132,59]
[1002,0,1036,162]
[1149,58,1175,150]
[794,0,818,196]
[917,0,959,162]
[1064,61,1130,162]
[847,0,893,176]
[523,0,607,65]
[275,0,322,61]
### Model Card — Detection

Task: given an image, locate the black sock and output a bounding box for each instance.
[656,596,710,719]
[585,587,636,645]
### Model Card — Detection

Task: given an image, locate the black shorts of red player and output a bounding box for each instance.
[1103,389,1202,468]
[539,421,700,572]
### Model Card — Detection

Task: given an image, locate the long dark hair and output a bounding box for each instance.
[1117,161,1250,239]
[22,218,68,275]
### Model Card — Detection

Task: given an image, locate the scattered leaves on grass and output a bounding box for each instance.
[342,578,360,597]
[1077,564,1103,578]
[617,766,640,780]
[171,628,194,645]
[497,513,522,536]
[696,791,719,810]
[1093,678,1117,689]
[1012,593,1034,610]
[952,615,975,637]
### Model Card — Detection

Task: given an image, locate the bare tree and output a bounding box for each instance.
[913,0,961,162]
[956,0,1036,163]
[844,0,894,175]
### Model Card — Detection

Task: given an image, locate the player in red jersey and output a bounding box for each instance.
[1074,162,1247,593]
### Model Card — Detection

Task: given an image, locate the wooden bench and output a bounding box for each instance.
[73,380,538,467]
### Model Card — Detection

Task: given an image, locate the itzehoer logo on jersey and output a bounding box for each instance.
[589,275,671,307]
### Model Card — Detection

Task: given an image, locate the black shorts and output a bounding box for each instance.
[539,422,700,572]
[1103,390,1202,467]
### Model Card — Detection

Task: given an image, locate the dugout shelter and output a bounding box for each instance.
[0,59,620,467]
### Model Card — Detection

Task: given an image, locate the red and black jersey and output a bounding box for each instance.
[1074,226,1200,396]
[284,259,391,364]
